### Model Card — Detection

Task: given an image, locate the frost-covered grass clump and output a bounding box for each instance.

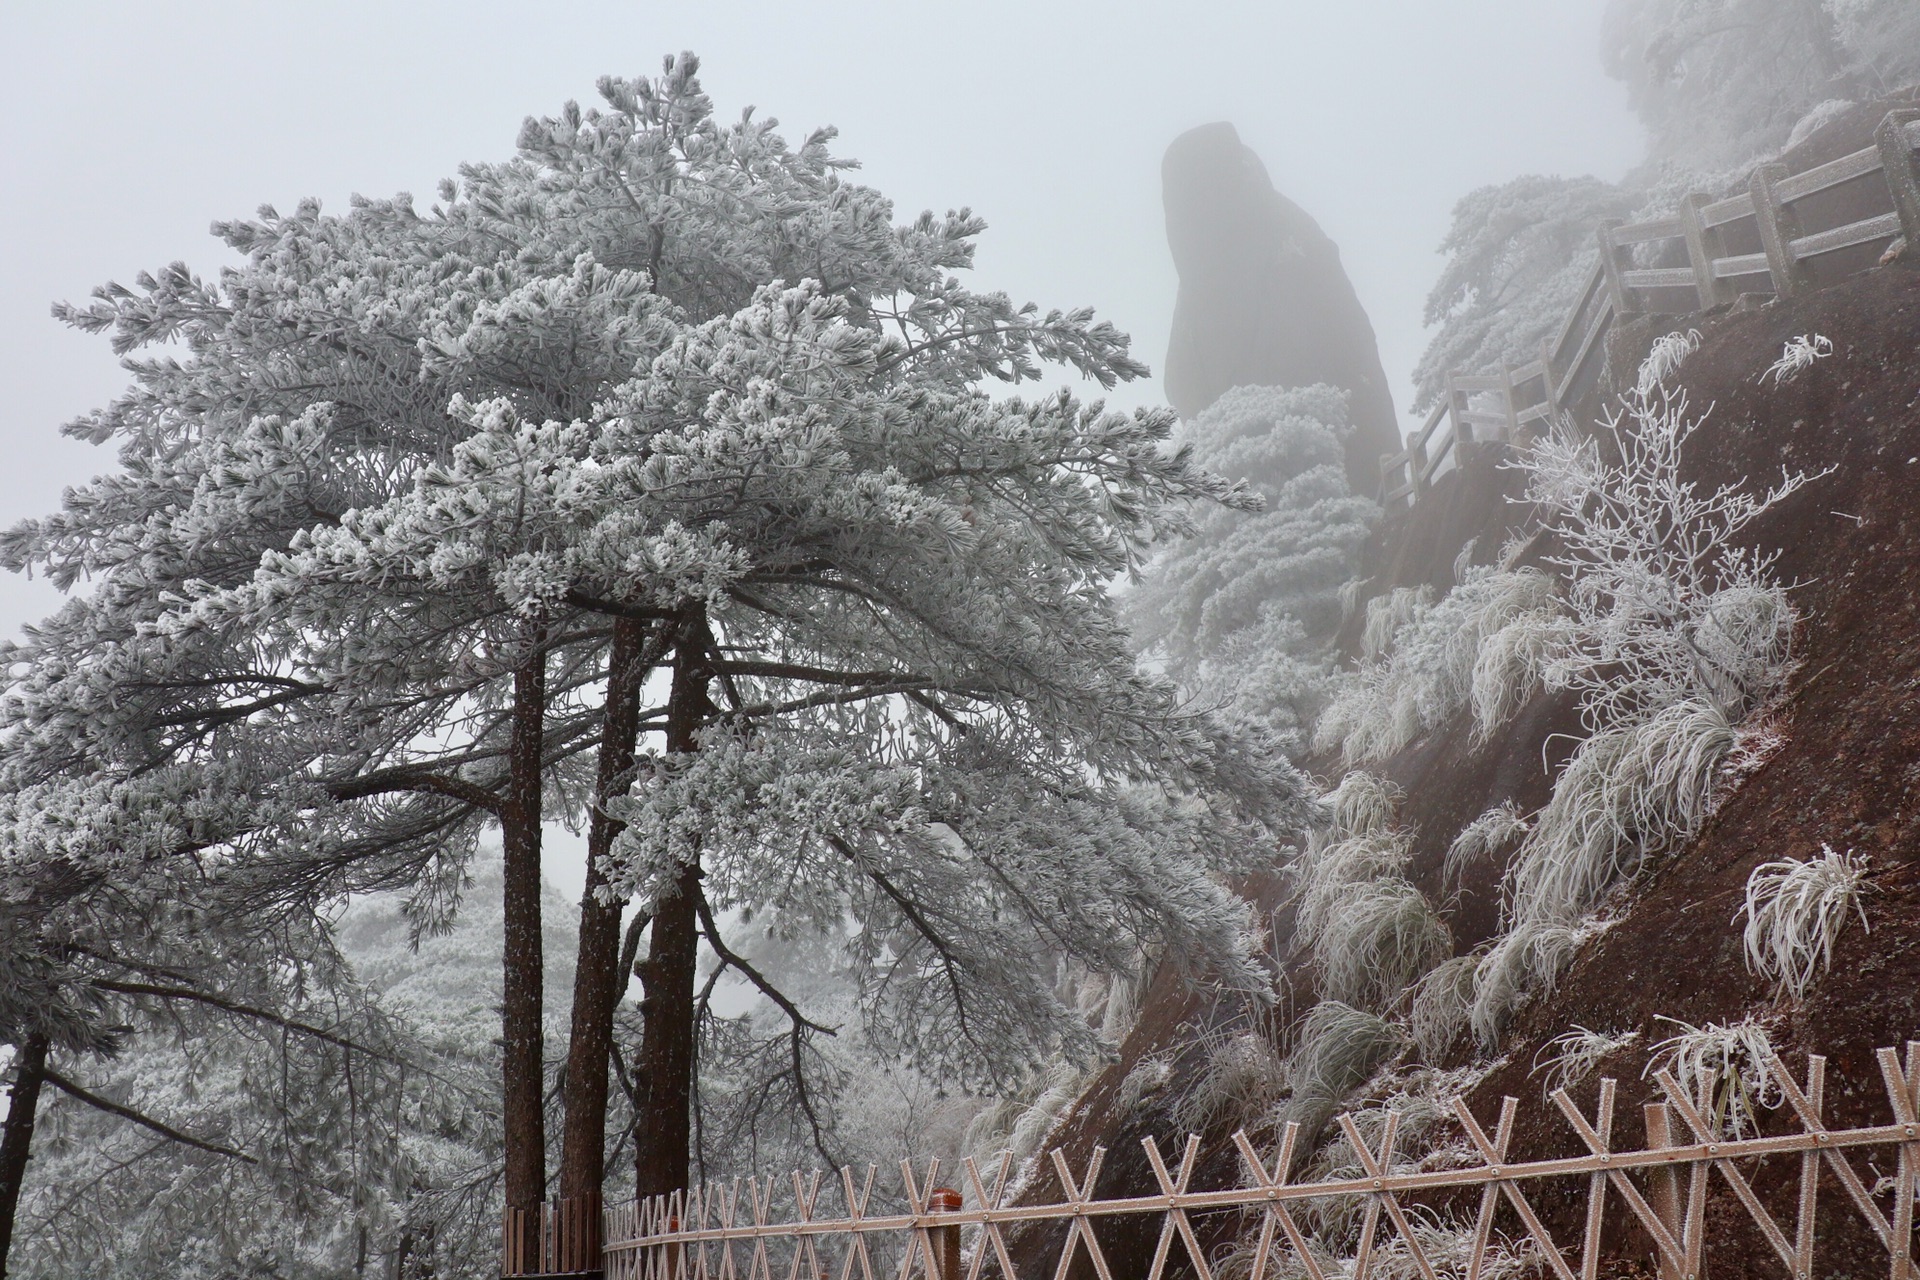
[1459,338,1824,1044]
[1316,567,1561,764]
[1759,333,1833,385]
[1443,802,1529,893]
[1294,773,1449,1015]
[1280,1000,1404,1150]
[1645,1016,1781,1138]
[1409,955,1479,1063]
[1532,1025,1640,1099]
[1738,845,1872,1000]
[1171,1029,1288,1134]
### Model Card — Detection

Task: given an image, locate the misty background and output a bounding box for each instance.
[0,1,1640,895]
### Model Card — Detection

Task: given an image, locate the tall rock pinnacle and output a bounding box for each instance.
[1162,122,1399,493]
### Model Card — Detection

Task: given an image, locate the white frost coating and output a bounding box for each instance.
[1443,802,1531,893]
[1637,328,1702,398]
[1127,384,1377,749]
[1409,955,1481,1063]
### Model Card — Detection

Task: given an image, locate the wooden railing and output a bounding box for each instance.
[504,1190,602,1277]
[1381,108,1920,508]
[600,1041,1920,1280]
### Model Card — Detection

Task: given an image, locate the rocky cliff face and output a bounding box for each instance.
[1162,122,1400,493]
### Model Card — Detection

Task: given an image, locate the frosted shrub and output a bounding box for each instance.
[1532,1025,1640,1099]
[1464,348,1824,1043]
[1637,328,1701,397]
[1524,378,1818,730]
[1126,383,1376,744]
[1295,777,1450,1016]
[1367,1222,1540,1280]
[1470,919,1602,1047]
[1317,567,1562,764]
[1509,699,1736,926]
[1306,876,1451,1013]
[1443,803,1530,892]
[1281,1001,1404,1150]
[1645,1016,1782,1138]
[1360,585,1432,662]
[1409,955,1480,1062]
[1116,1052,1175,1119]
[1171,1030,1288,1134]
[1738,845,1873,1000]
[1325,769,1402,838]
[1759,333,1833,386]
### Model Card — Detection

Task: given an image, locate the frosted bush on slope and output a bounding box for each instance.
[1466,345,1821,1042]
[1738,845,1873,1000]
[1171,1030,1289,1134]
[1360,585,1432,663]
[1470,919,1604,1049]
[1305,875,1452,1013]
[1316,567,1562,764]
[1281,1000,1404,1151]
[1294,774,1448,1015]
[1443,802,1530,893]
[1409,955,1480,1062]
[1645,1016,1782,1139]
[1532,1025,1640,1100]
[1760,333,1833,386]
[1638,329,1702,398]
[1523,377,1817,731]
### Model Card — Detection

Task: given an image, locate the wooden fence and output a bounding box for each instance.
[1381,108,1920,508]
[505,1189,603,1277]
[589,1041,1920,1280]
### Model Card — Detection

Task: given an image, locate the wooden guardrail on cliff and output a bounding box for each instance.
[1381,108,1920,509]
[583,1041,1920,1280]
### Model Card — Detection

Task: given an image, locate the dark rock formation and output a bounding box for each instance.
[1163,122,1399,493]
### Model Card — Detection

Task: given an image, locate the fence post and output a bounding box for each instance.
[1644,1103,1682,1280]
[1875,109,1920,246]
[1537,337,1560,421]
[1750,162,1809,299]
[1407,432,1429,500]
[1498,362,1520,443]
[1677,192,1729,309]
[1596,221,1635,316]
[928,1187,963,1280]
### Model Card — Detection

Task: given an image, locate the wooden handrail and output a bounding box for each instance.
[1383,109,1920,510]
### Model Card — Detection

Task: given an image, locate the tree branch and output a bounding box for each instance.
[43,1069,257,1165]
[690,888,835,1038]
[88,980,400,1063]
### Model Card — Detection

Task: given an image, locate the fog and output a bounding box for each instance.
[1,0,1638,640]
[0,3,1643,899]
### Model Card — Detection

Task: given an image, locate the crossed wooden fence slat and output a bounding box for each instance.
[1380,109,1920,510]
[584,1041,1920,1280]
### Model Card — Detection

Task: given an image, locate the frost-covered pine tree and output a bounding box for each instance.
[1413,176,1638,413]
[1602,0,1920,170]
[0,53,1316,1263]
[1126,385,1376,746]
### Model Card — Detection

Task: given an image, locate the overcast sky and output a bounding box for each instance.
[1,1,1641,894]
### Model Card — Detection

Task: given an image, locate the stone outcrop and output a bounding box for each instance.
[1163,122,1399,492]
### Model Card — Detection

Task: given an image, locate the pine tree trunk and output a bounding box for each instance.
[0,1033,51,1280]
[559,617,650,1198]
[633,616,714,1200]
[501,631,549,1236]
